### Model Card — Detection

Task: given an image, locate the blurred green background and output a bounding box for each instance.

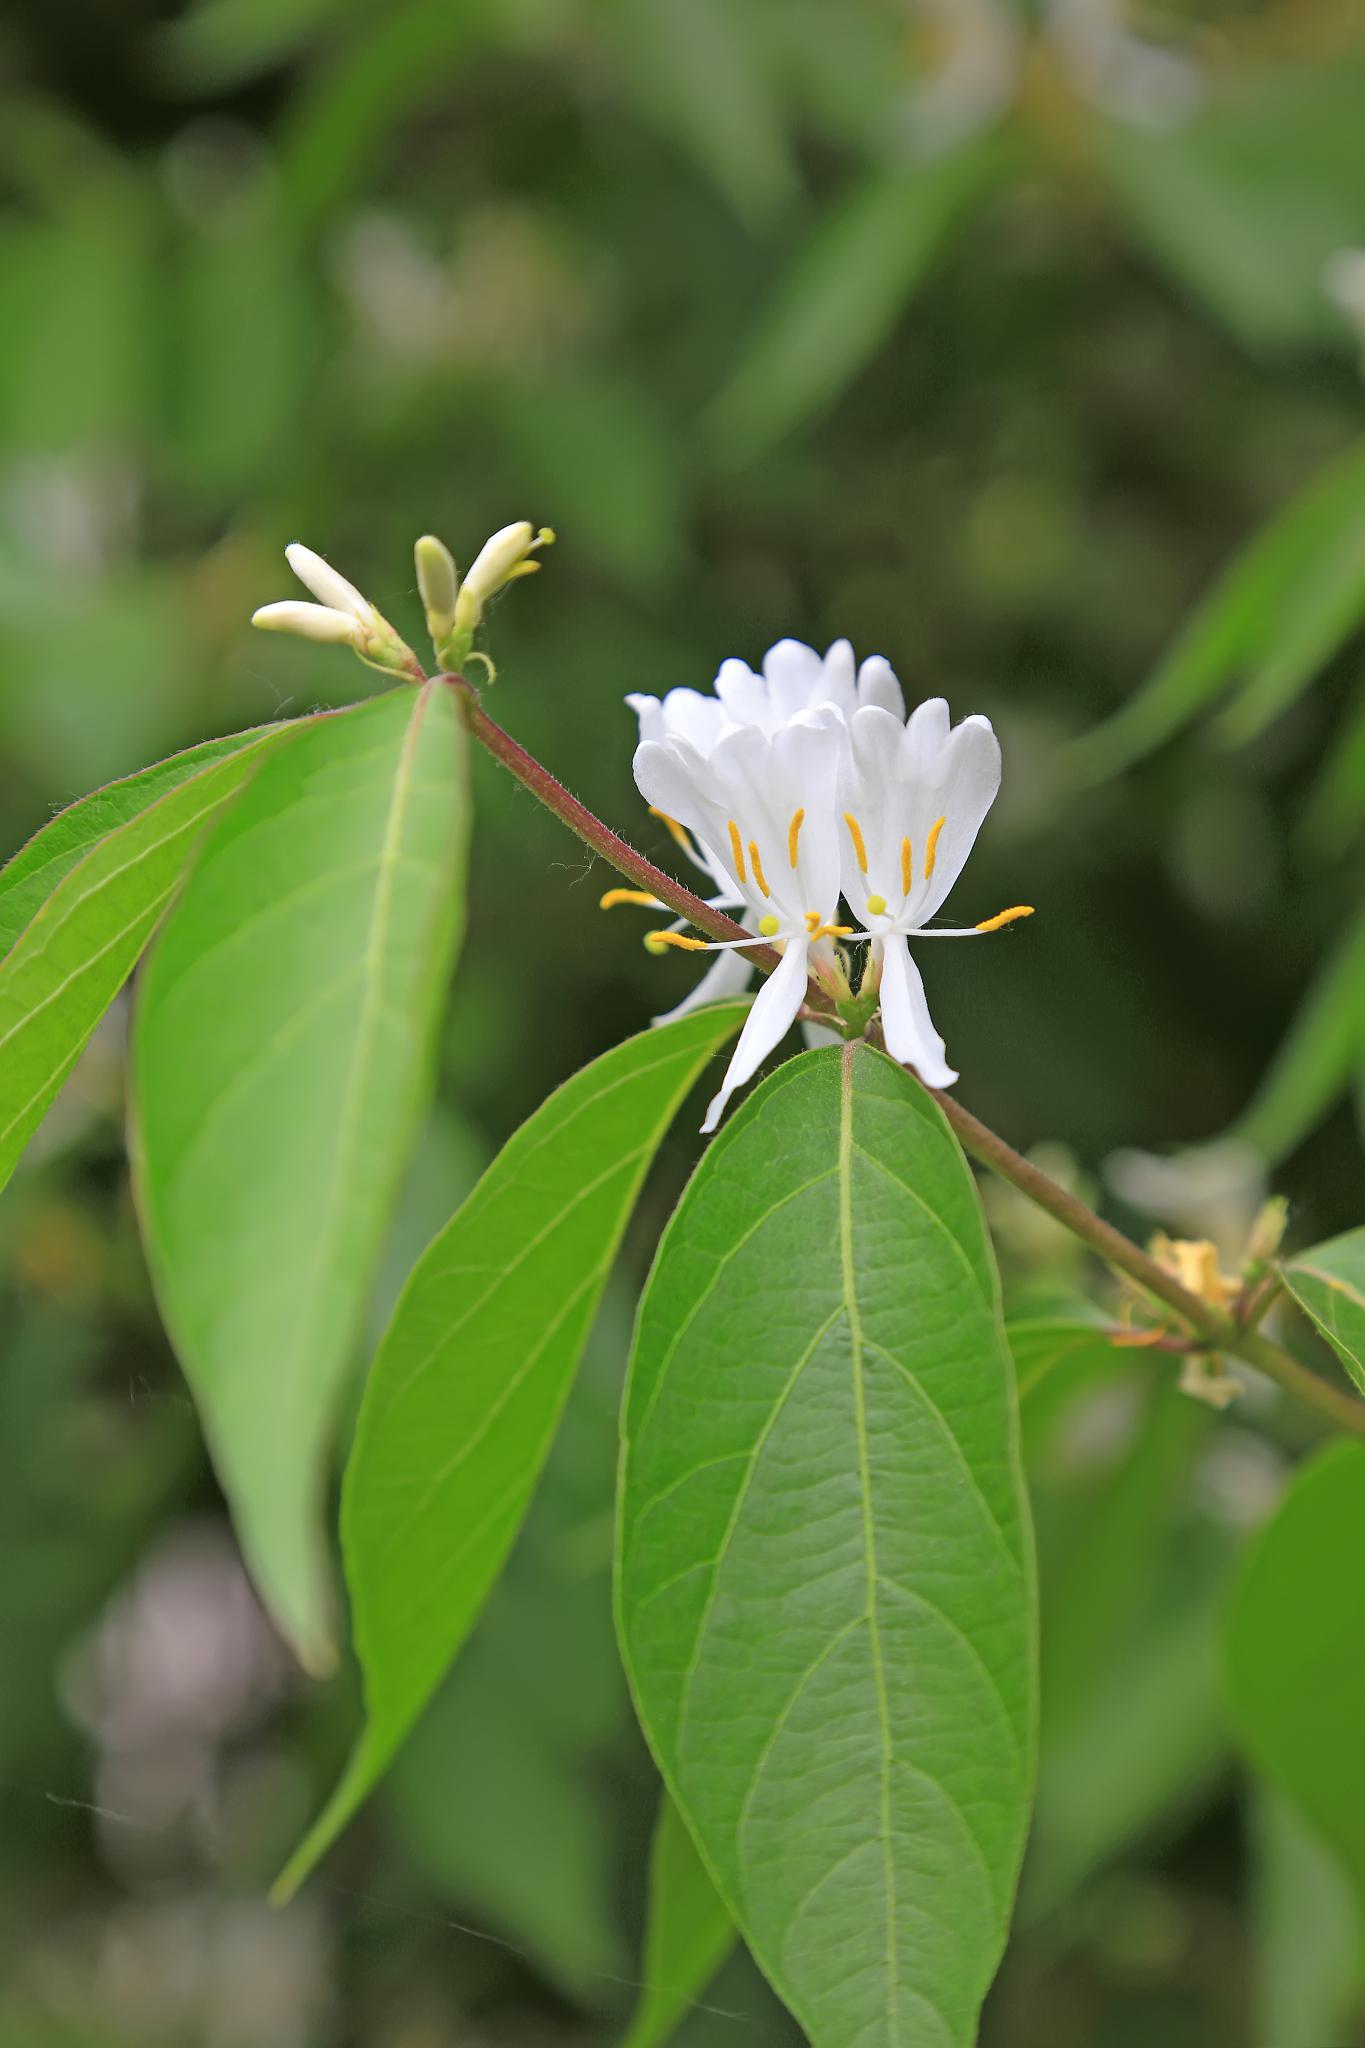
[4,0,1365,2041]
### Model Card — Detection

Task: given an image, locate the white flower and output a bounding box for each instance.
[616,640,903,1028]
[633,712,849,1131]
[251,543,420,678]
[626,637,903,753]
[838,698,1030,1087]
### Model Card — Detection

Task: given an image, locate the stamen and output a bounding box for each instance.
[815,924,854,940]
[788,808,804,866]
[900,838,913,895]
[843,813,869,874]
[975,904,1034,934]
[759,914,780,937]
[804,910,821,934]
[600,888,660,910]
[645,930,709,953]
[727,820,747,883]
[648,806,691,851]
[924,815,946,880]
[865,893,887,917]
[748,840,771,897]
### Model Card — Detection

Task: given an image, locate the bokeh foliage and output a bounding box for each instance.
[3,0,1365,2041]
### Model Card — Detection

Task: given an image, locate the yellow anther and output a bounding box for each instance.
[649,807,691,851]
[924,815,946,881]
[804,910,821,934]
[865,893,887,917]
[816,924,854,939]
[727,819,747,883]
[759,914,780,937]
[647,930,709,953]
[900,838,913,895]
[974,904,1034,934]
[600,888,660,910]
[748,840,771,898]
[788,808,804,866]
[843,813,869,874]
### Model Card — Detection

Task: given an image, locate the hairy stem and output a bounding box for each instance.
[456,678,1365,1443]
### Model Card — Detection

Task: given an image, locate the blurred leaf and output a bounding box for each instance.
[0,726,287,959]
[1008,1311,1125,1458]
[0,729,284,1197]
[390,1290,632,2002]
[1026,1558,1229,1918]
[276,1004,746,1896]
[1252,1785,1363,2048]
[621,1792,735,2048]
[1300,684,1365,865]
[1280,1227,1365,1398]
[1101,63,1365,354]
[705,137,1004,466]
[131,685,468,1673]
[1226,1440,1365,1907]
[1072,438,1365,782]
[1228,904,1365,1163]
[157,0,370,90]
[608,0,796,227]
[618,1044,1036,2048]
[496,373,685,589]
[278,0,498,226]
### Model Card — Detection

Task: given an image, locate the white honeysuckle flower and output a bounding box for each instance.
[837,698,1029,1087]
[252,543,420,678]
[633,712,849,1131]
[616,639,903,1031]
[627,638,904,756]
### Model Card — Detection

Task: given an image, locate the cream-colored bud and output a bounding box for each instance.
[415,534,459,641]
[285,543,371,620]
[461,521,536,608]
[251,600,357,645]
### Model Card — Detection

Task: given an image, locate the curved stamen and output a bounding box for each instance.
[843,813,869,874]
[726,820,747,883]
[924,815,946,880]
[913,904,1035,938]
[600,887,663,910]
[787,809,804,866]
[748,840,771,897]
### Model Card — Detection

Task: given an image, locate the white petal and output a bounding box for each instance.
[700,940,809,1132]
[856,655,906,721]
[762,639,828,725]
[285,544,370,619]
[652,944,755,1027]
[251,600,356,645]
[713,657,770,729]
[877,938,957,1089]
[913,712,1000,922]
[625,693,666,745]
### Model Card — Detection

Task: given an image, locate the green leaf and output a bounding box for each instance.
[0,726,288,960]
[0,727,286,1195]
[622,1793,735,2048]
[617,1043,1037,2048]
[1280,1227,1365,1397]
[1228,905,1365,1164]
[706,139,1004,466]
[1225,1440,1365,1906]
[1071,437,1365,782]
[1252,1786,1363,2048]
[131,684,468,1674]
[274,1003,746,1897]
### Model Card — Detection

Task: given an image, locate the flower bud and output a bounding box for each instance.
[284,544,371,620]
[251,601,357,646]
[415,534,459,645]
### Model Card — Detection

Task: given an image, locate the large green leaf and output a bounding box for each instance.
[1280,1227,1365,1398]
[131,683,468,1675]
[617,1043,1037,2048]
[1252,1787,1363,2048]
[705,138,1004,465]
[0,727,287,1194]
[1225,1440,1365,1905]
[1071,437,1365,782]
[622,1793,735,2048]
[274,1003,746,1897]
[0,726,290,961]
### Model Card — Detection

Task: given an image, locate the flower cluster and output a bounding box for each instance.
[616,640,1031,1132]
